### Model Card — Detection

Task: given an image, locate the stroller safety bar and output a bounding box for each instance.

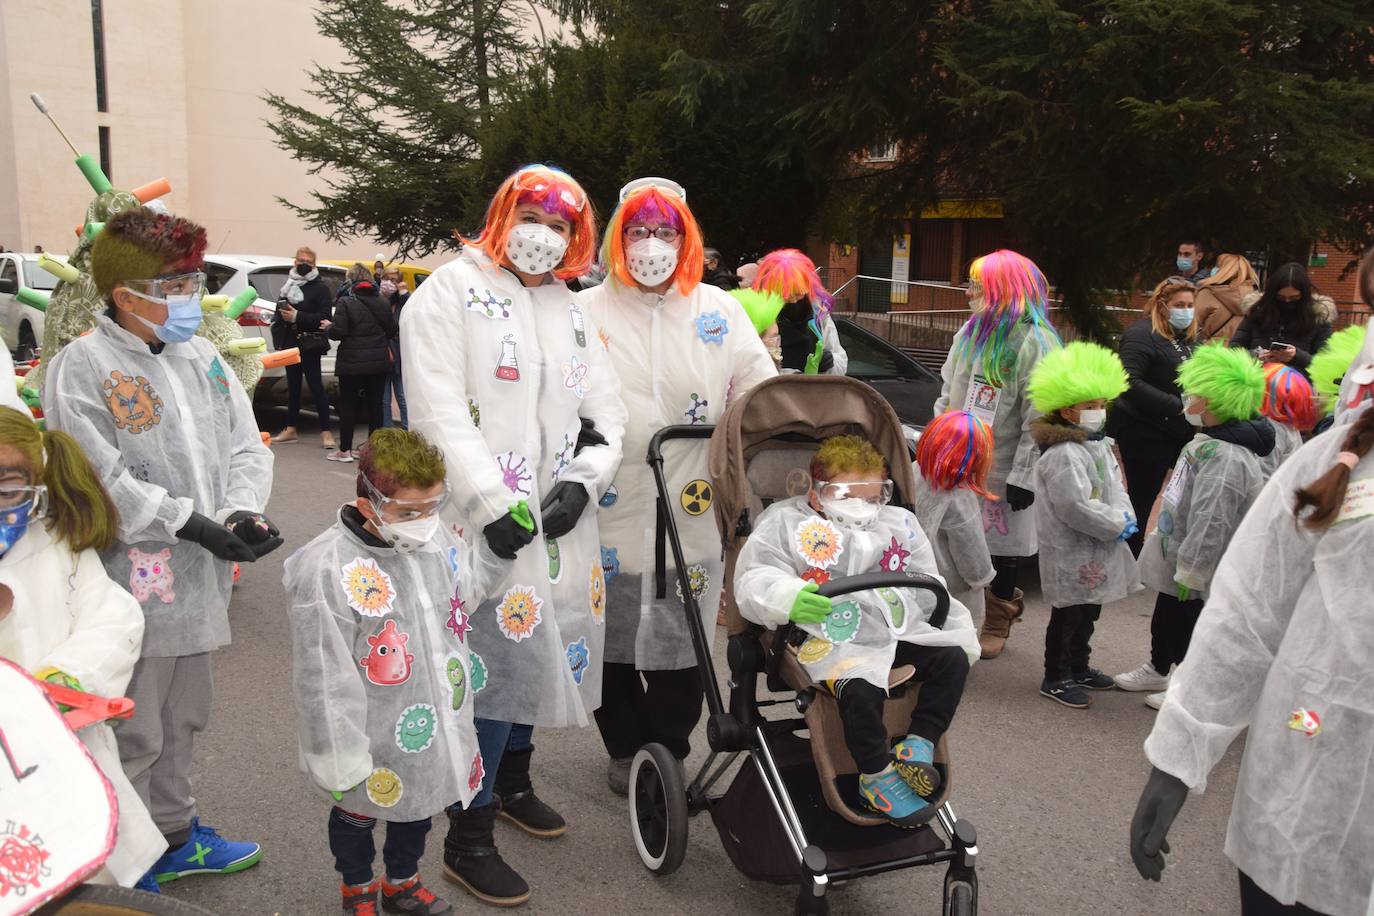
[813,571,951,630]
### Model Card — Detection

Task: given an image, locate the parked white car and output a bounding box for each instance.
[0,251,67,360]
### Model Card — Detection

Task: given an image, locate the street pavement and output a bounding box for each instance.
[164,409,1244,916]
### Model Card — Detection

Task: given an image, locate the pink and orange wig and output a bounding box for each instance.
[465,165,597,280]
[915,410,996,500]
[1261,362,1317,431]
[755,249,834,317]
[954,249,1059,388]
[601,186,703,295]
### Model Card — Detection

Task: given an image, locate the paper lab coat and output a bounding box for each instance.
[402,249,627,727]
[1258,421,1303,482]
[0,525,165,885]
[933,319,1059,557]
[734,497,979,689]
[1145,405,1374,916]
[284,512,503,821]
[43,317,273,658]
[579,280,776,670]
[911,475,994,625]
[1030,419,1141,608]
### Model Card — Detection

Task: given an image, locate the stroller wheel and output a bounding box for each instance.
[628,742,688,875]
[944,879,977,916]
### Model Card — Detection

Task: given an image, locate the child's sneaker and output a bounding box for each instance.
[1040,677,1091,709]
[381,874,451,914]
[892,735,941,797]
[858,765,932,828]
[1072,668,1116,690]
[1114,661,1169,692]
[151,817,262,883]
[342,880,379,915]
[134,870,160,894]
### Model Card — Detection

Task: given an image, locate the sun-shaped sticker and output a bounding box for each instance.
[794,517,844,570]
[340,557,396,617]
[589,558,606,624]
[496,585,544,642]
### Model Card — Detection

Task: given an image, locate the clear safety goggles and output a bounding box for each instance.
[360,474,450,523]
[0,484,46,516]
[618,176,687,204]
[515,168,587,213]
[814,479,893,505]
[624,224,681,244]
[125,271,206,299]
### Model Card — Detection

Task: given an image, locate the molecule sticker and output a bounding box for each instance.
[567,637,591,685]
[103,371,164,434]
[879,536,911,573]
[599,484,619,508]
[675,563,710,603]
[822,600,862,644]
[496,585,544,642]
[562,354,590,399]
[693,310,729,346]
[494,334,521,382]
[681,392,709,425]
[446,653,468,711]
[1288,708,1321,737]
[589,558,606,624]
[680,478,713,516]
[546,537,562,584]
[128,547,176,604]
[467,398,481,428]
[468,752,485,791]
[469,650,488,694]
[551,433,574,482]
[495,451,533,497]
[797,636,834,665]
[447,592,471,642]
[366,767,404,807]
[600,546,620,584]
[359,619,413,686]
[341,557,396,617]
[466,286,513,320]
[394,703,437,754]
[794,517,844,570]
[206,357,231,395]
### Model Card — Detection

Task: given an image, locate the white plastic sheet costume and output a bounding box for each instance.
[911,476,994,626]
[402,249,626,726]
[42,317,273,657]
[735,497,979,688]
[1258,421,1302,482]
[284,511,503,820]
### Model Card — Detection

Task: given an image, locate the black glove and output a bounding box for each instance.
[541,480,590,540]
[176,511,255,563]
[483,510,537,560]
[1130,767,1189,881]
[816,350,834,373]
[1006,484,1035,512]
[225,510,284,559]
[575,418,608,456]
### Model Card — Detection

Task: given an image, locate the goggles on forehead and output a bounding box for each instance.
[814,479,893,505]
[125,271,206,298]
[0,484,46,515]
[360,474,451,523]
[516,169,587,213]
[618,176,687,204]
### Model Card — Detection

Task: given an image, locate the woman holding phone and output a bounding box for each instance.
[1228,262,1334,379]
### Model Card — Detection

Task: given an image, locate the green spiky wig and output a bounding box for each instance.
[730,288,785,335]
[91,206,207,297]
[1309,324,1366,415]
[1175,342,1265,423]
[1027,341,1129,413]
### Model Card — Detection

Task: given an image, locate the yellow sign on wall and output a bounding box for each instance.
[891,229,911,305]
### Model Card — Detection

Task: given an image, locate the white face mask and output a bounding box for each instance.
[1184,396,1207,426]
[378,514,441,553]
[626,237,679,287]
[1076,408,1107,432]
[819,496,882,530]
[505,223,568,276]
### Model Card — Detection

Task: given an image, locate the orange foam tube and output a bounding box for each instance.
[261,347,300,369]
[132,178,172,203]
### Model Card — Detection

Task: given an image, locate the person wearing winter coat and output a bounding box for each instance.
[735,435,978,828]
[754,248,848,376]
[1107,277,1201,557]
[1193,254,1259,343]
[578,177,775,796]
[1229,262,1334,378]
[933,249,1062,658]
[1026,342,1140,709]
[284,430,512,915]
[1115,344,1273,706]
[1256,363,1315,481]
[328,264,399,462]
[380,267,410,430]
[272,245,336,448]
[0,407,165,887]
[400,165,627,907]
[702,247,739,291]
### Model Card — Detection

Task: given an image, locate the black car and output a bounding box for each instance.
[832,316,943,441]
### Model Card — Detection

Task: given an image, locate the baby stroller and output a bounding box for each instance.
[631,375,979,916]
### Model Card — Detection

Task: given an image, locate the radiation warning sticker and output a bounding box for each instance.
[681,479,713,516]
[797,636,834,665]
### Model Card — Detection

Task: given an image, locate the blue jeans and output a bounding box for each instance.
[447,719,532,813]
[382,344,407,429]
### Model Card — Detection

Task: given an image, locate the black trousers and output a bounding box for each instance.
[1116,424,1187,557]
[593,662,705,760]
[1149,591,1205,675]
[285,352,331,430]
[328,806,431,887]
[336,372,388,452]
[1044,603,1102,681]
[1239,871,1329,916]
[834,643,970,775]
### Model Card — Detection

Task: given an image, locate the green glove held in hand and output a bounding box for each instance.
[789,582,832,624]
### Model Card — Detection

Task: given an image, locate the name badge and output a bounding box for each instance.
[1335,477,1374,525]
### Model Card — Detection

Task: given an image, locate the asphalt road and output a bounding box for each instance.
[163,408,1245,916]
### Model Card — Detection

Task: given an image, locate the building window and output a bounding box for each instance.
[864,143,898,163]
[92,0,108,112]
[98,127,111,183]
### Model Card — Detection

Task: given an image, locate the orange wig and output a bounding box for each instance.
[601,185,703,295]
[465,165,597,280]
[915,410,996,500]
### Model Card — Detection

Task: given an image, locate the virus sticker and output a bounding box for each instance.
[567,636,590,685]
[447,592,471,642]
[562,354,590,399]
[341,557,396,617]
[446,653,468,711]
[589,558,606,623]
[359,619,413,686]
[207,357,231,395]
[103,370,164,434]
[879,588,906,629]
[599,484,619,508]
[394,703,438,754]
[466,286,513,319]
[496,585,544,642]
[0,821,50,899]
[366,767,404,807]
[682,392,709,425]
[447,545,461,577]
[1288,708,1321,737]
[800,567,830,587]
[495,451,533,497]
[469,650,488,694]
[794,517,844,570]
[675,563,710,603]
[128,547,175,604]
[600,546,620,584]
[797,636,834,665]
[468,752,485,791]
[822,600,862,644]
[546,536,563,583]
[1077,561,1108,589]
[693,310,729,345]
[983,501,1009,537]
[879,536,911,573]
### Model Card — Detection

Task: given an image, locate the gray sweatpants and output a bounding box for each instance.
[113,652,214,846]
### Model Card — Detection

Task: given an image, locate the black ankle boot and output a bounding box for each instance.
[494,746,567,838]
[442,802,530,907]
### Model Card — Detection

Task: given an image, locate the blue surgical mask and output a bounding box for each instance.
[1176,257,1195,273]
[1169,308,1194,330]
[128,289,205,343]
[0,499,39,558]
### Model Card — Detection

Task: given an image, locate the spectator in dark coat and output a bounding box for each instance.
[1229,262,1335,378]
[272,245,335,448]
[379,266,409,429]
[702,248,738,290]
[326,264,398,462]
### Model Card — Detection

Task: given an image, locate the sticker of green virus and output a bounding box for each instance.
[469,650,488,694]
[821,599,863,644]
[446,653,467,711]
[394,703,437,754]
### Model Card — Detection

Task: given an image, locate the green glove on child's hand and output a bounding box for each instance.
[1176,582,1192,602]
[789,582,833,624]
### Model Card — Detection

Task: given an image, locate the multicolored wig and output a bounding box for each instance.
[91,206,207,297]
[730,288,785,335]
[1261,363,1317,431]
[1309,324,1366,415]
[601,183,703,295]
[954,249,1059,387]
[1175,342,1265,423]
[465,165,597,280]
[915,410,995,500]
[754,249,834,317]
[1027,341,1129,414]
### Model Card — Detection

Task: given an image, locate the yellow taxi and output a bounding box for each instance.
[322,259,432,292]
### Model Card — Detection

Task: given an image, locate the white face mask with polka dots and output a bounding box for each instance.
[626,237,678,287]
[505,223,567,276]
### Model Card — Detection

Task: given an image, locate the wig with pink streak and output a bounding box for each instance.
[954,249,1059,387]
[1262,362,1317,431]
[755,249,834,317]
[601,187,703,295]
[465,164,597,280]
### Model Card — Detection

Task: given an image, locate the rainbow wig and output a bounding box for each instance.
[465,165,597,280]
[1027,341,1129,413]
[731,288,785,334]
[954,249,1059,387]
[1176,343,1265,423]
[1309,324,1366,415]
[754,249,834,317]
[916,410,995,500]
[601,184,703,295]
[1261,363,1317,431]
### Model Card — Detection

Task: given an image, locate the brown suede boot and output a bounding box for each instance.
[979,587,1024,659]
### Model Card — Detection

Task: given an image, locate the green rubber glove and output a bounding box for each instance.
[42,669,82,713]
[789,582,833,624]
[509,501,535,533]
[1176,582,1192,602]
[804,336,825,375]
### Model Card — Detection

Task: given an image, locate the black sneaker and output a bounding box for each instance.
[1040,677,1091,709]
[1072,668,1116,690]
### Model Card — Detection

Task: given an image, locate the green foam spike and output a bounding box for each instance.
[75,154,112,194]
[83,221,105,240]
[225,288,258,320]
[16,288,49,311]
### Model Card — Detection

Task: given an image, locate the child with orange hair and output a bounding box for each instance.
[913,410,997,628]
[1258,362,1316,480]
[754,248,849,375]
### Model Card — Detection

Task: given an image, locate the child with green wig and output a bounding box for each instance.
[1307,324,1366,436]
[1026,341,1140,709]
[1117,343,1273,710]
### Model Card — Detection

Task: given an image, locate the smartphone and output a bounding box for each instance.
[1269,340,1292,350]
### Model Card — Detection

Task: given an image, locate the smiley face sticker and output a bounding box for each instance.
[822,599,862,644]
[366,767,404,807]
[797,636,834,665]
[394,703,437,754]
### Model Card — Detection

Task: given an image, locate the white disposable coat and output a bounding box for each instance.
[0,525,165,885]
[284,511,502,820]
[933,319,1059,557]
[1030,419,1140,608]
[1145,406,1374,916]
[579,280,776,670]
[734,497,979,689]
[1258,421,1302,482]
[911,475,994,626]
[401,249,626,726]
[43,317,273,658]
[0,346,32,418]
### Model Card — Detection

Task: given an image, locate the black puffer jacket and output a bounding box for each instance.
[271,276,333,350]
[1106,318,1197,446]
[329,281,397,376]
[1204,416,1276,458]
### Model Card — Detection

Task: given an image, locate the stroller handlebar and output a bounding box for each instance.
[814,571,951,630]
[646,424,715,464]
